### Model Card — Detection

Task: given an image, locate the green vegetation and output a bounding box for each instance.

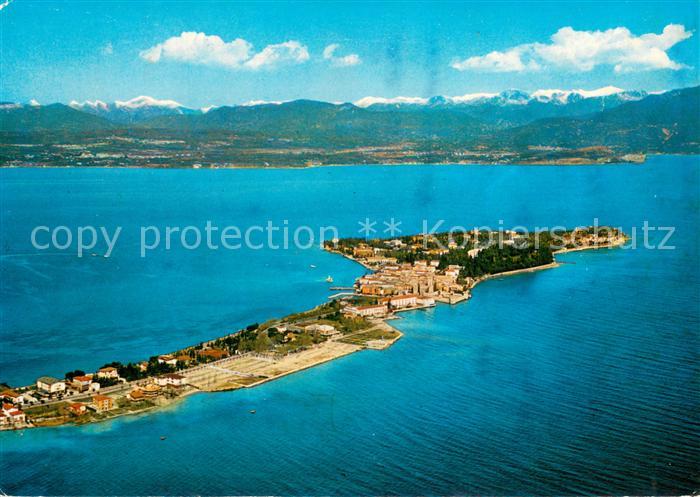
[64,370,86,381]
[339,327,401,346]
[1,87,697,167]
[330,226,624,281]
[439,244,553,279]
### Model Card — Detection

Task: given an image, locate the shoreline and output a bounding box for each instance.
[4,319,404,432]
[3,153,697,172]
[0,157,652,170]
[2,237,625,432]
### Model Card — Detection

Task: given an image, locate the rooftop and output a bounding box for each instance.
[162,373,185,379]
[37,376,63,385]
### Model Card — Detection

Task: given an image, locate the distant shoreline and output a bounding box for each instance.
[0,155,651,169]
[7,152,700,171]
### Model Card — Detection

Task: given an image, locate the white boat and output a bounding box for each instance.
[325,275,333,283]
[310,264,317,268]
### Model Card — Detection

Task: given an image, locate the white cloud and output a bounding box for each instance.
[139,32,309,70]
[452,48,539,72]
[452,24,693,73]
[323,43,361,67]
[244,41,309,70]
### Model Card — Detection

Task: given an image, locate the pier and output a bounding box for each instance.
[328,292,355,299]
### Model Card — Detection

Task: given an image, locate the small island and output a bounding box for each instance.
[0,226,627,430]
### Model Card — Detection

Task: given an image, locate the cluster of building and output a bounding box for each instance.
[560,228,626,249]
[355,258,466,296]
[1,398,26,428]
[342,252,471,318]
[0,363,193,429]
[67,394,114,417]
[34,364,124,400]
[126,373,187,404]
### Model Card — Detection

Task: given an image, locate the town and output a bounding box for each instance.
[327,225,628,318]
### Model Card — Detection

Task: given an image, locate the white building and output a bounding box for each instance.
[345,304,387,318]
[155,373,186,387]
[305,324,338,336]
[1,403,26,427]
[383,294,417,309]
[1,390,25,405]
[36,376,66,394]
[416,296,436,307]
[97,366,119,379]
[467,248,482,258]
[157,355,178,366]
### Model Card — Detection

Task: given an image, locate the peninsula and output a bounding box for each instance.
[0,226,627,430]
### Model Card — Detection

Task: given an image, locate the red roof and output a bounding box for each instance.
[197,349,227,358]
[73,375,92,382]
[163,373,185,379]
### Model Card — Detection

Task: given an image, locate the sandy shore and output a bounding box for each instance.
[181,321,403,393]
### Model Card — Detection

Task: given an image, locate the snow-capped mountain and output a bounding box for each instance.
[353,87,649,108]
[4,87,657,130]
[68,96,201,123]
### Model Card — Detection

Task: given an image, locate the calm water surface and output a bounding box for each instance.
[0,156,698,495]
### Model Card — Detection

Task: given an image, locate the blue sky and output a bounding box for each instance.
[1,1,698,107]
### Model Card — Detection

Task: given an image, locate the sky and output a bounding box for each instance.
[1,1,698,107]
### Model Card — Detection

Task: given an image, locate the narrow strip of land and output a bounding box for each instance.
[1,226,626,430]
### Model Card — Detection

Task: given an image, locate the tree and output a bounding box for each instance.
[65,370,86,381]
[254,332,272,353]
[295,334,313,348]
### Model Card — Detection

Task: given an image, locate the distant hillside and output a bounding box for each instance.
[0,104,114,133]
[494,86,700,152]
[139,99,491,145]
[0,87,698,163]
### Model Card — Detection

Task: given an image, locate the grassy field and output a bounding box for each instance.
[339,326,401,346]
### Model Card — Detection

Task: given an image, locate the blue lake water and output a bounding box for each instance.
[0,156,698,495]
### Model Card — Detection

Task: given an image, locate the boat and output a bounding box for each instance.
[160,436,166,440]
[325,276,333,283]
[249,409,256,414]
[310,264,317,268]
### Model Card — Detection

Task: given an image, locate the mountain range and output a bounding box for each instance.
[66,96,202,123]
[15,86,651,125]
[0,86,698,165]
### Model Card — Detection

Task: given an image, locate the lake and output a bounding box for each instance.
[0,156,698,494]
